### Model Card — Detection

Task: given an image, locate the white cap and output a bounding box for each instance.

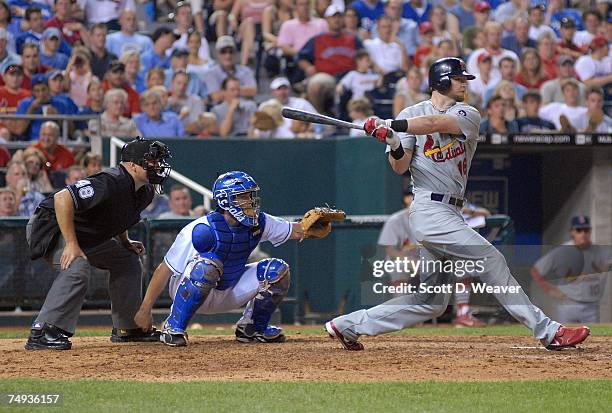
[324,4,344,17]
[270,77,290,90]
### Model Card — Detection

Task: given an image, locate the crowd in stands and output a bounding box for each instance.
[0,0,610,216]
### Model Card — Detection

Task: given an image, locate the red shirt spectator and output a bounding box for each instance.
[102,61,140,117]
[0,64,32,133]
[0,44,52,89]
[31,121,75,172]
[44,0,88,45]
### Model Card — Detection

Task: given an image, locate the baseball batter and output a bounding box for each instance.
[325,57,590,351]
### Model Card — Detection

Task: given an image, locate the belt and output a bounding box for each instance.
[430,193,464,208]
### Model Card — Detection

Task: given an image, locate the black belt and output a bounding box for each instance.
[430,193,464,208]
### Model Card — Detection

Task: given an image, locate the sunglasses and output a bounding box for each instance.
[219,48,234,55]
[574,228,591,233]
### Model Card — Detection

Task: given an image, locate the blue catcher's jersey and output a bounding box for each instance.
[164,211,292,290]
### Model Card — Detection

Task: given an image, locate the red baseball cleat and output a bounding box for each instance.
[325,321,364,351]
[454,313,486,328]
[545,326,590,350]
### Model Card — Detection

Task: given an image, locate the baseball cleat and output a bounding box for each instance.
[110,327,162,343]
[325,321,364,351]
[160,330,189,347]
[235,324,287,343]
[25,324,72,350]
[545,326,590,350]
[454,314,486,328]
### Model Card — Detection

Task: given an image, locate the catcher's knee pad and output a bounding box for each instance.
[251,258,291,332]
[166,253,223,332]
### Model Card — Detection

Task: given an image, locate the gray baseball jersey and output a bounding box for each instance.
[389,100,481,197]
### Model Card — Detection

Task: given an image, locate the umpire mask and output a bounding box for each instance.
[121,137,172,194]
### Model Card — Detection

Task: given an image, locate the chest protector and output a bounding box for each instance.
[207,211,266,290]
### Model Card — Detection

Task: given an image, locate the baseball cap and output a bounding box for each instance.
[570,215,591,230]
[0,28,8,41]
[474,1,491,13]
[42,27,61,40]
[557,55,574,66]
[31,73,48,86]
[528,2,545,11]
[589,35,608,50]
[560,17,576,29]
[4,64,23,75]
[324,4,344,17]
[170,48,189,58]
[419,21,434,35]
[109,61,126,72]
[46,70,64,80]
[477,53,492,63]
[215,35,236,51]
[270,77,290,90]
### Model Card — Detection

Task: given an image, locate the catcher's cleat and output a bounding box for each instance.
[454,313,486,328]
[325,321,364,351]
[110,327,161,343]
[160,329,189,347]
[25,324,72,350]
[235,324,287,343]
[545,326,590,350]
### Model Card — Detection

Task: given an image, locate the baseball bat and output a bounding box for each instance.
[282,107,363,130]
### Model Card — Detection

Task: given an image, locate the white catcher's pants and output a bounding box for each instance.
[332,192,561,346]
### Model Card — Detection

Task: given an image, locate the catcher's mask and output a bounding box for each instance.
[121,137,172,194]
[213,171,261,227]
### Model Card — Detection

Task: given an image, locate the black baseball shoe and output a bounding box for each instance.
[25,324,72,350]
[110,327,161,343]
[235,324,286,343]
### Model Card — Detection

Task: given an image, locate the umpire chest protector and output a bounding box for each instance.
[207,211,266,290]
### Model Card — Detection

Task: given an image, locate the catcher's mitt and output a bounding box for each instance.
[300,207,346,241]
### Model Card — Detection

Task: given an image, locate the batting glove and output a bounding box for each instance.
[363,116,384,135]
[372,126,401,150]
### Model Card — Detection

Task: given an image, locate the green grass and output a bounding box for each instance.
[2,324,612,339]
[0,379,610,413]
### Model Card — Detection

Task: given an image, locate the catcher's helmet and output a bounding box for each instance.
[213,171,261,227]
[428,57,475,93]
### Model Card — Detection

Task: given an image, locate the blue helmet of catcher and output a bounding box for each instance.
[213,171,261,227]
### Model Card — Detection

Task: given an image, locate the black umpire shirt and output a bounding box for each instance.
[38,164,154,250]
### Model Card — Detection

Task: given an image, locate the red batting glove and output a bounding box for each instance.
[372,126,392,143]
[363,117,381,135]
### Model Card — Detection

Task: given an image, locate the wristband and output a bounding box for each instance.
[390,144,405,160]
[389,119,409,132]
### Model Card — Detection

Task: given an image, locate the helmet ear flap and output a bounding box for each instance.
[437,76,451,93]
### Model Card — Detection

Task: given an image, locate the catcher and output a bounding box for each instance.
[134,171,344,346]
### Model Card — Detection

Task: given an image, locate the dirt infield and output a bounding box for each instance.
[1,333,611,382]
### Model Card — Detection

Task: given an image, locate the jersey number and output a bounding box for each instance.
[457,158,467,177]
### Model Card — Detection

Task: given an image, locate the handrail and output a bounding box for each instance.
[108,136,214,210]
[0,113,101,143]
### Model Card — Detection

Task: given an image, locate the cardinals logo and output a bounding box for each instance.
[423,135,465,163]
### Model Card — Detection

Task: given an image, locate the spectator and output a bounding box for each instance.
[448,0,477,41]
[140,27,174,74]
[208,0,233,39]
[88,88,140,137]
[501,17,536,57]
[145,67,165,89]
[537,31,559,80]
[480,95,519,134]
[366,16,409,75]
[547,0,584,37]
[120,49,145,93]
[573,86,612,133]
[227,0,268,66]
[171,2,210,64]
[203,36,257,104]
[0,1,18,51]
[0,28,21,73]
[467,22,519,84]
[79,78,104,116]
[105,9,153,57]
[343,7,367,41]
[44,0,89,46]
[64,165,85,185]
[514,48,549,89]
[39,27,69,70]
[463,2,491,56]
[573,9,603,49]
[16,6,71,56]
[0,186,16,216]
[428,5,453,47]
[196,112,218,138]
[372,0,418,57]
[47,70,78,115]
[483,56,527,105]
[157,185,195,218]
[261,76,317,136]
[14,74,68,140]
[134,89,184,137]
[540,56,587,105]
[401,0,431,24]
[167,70,205,135]
[336,49,380,99]
[164,48,206,99]
[0,64,31,136]
[556,17,584,61]
[516,90,556,133]
[20,147,53,192]
[79,0,134,30]
[491,80,520,121]
[393,68,428,116]
[102,61,140,117]
[9,0,52,24]
[493,0,527,30]
[350,0,384,33]
[88,23,117,81]
[468,53,494,107]
[249,99,287,138]
[65,47,94,108]
[298,5,363,79]
[149,85,170,113]
[5,160,45,215]
[347,97,373,137]
[539,79,586,132]
[413,22,434,68]
[81,151,102,176]
[434,38,458,59]
[186,30,212,82]
[527,4,555,42]
[30,121,74,172]
[261,0,294,57]
[212,76,257,137]
[276,0,328,60]
[575,36,612,88]
[19,43,49,90]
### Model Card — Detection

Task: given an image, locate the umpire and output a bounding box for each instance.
[25,137,172,350]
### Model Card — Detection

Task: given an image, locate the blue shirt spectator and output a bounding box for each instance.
[39,27,69,70]
[140,49,169,74]
[164,69,207,99]
[0,28,21,73]
[349,0,385,32]
[106,32,154,57]
[134,89,184,137]
[15,75,68,140]
[449,2,476,34]
[402,0,432,24]
[140,26,175,74]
